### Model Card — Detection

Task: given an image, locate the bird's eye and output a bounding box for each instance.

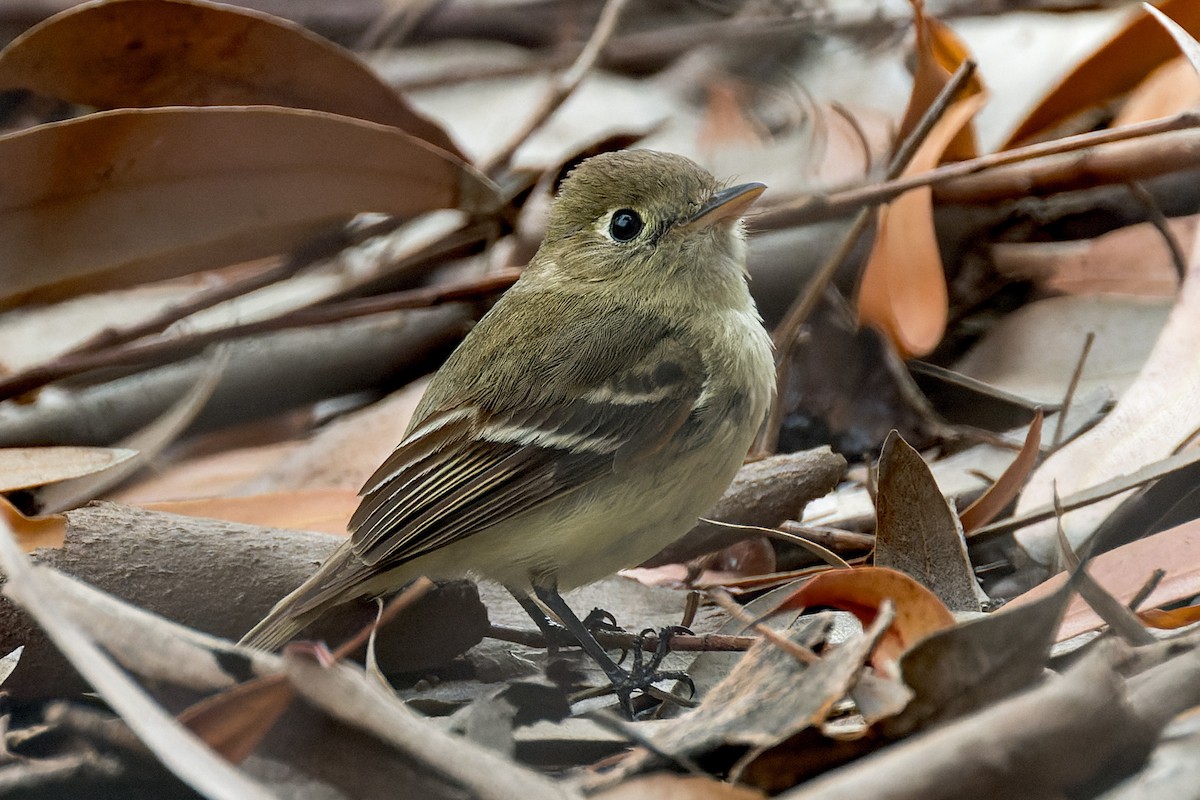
[609,209,644,242]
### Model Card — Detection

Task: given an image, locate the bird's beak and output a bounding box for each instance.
[682,182,766,230]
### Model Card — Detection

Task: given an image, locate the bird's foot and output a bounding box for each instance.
[582,607,622,635]
[602,626,696,718]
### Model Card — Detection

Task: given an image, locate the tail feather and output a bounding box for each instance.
[239,609,313,651]
[239,544,365,650]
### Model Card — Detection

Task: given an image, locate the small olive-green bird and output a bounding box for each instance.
[241,150,774,703]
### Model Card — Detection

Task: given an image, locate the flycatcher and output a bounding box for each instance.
[242,149,775,711]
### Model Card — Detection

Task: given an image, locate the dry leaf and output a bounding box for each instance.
[873,431,984,612]
[953,294,1169,404]
[0,446,135,492]
[0,0,460,155]
[178,675,295,764]
[1004,0,1200,146]
[0,512,275,798]
[958,410,1042,533]
[31,348,227,515]
[0,497,64,552]
[990,217,1191,297]
[856,5,985,358]
[1014,224,1200,564]
[882,581,1070,737]
[773,567,955,679]
[144,490,358,535]
[595,773,765,800]
[1113,56,1200,126]
[1007,517,1200,641]
[1139,603,1200,630]
[644,608,891,779]
[0,106,496,303]
[1144,3,1200,80]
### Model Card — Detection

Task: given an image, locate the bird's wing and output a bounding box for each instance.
[347,334,706,569]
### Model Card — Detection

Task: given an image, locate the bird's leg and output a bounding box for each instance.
[510,589,577,655]
[531,581,693,718]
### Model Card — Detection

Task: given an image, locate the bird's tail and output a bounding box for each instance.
[239,544,364,651]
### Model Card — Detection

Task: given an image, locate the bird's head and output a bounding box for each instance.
[532,150,764,303]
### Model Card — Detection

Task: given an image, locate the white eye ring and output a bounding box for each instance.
[600,208,645,242]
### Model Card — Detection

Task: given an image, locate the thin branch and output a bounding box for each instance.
[68,217,404,357]
[0,269,520,403]
[756,60,977,455]
[1128,180,1189,281]
[706,588,818,665]
[754,109,1200,230]
[485,624,757,653]
[480,0,631,175]
[1051,332,1094,451]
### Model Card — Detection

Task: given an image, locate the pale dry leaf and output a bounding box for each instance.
[873,432,985,612]
[0,514,275,798]
[954,294,1170,404]
[990,217,1193,297]
[0,106,496,302]
[0,646,22,687]
[0,447,135,492]
[0,0,459,154]
[1014,228,1200,564]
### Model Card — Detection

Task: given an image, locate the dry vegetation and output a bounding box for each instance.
[0,0,1199,797]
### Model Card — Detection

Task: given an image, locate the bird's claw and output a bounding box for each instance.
[582,607,621,634]
[606,625,695,718]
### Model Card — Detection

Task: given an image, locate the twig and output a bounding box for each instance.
[0,268,520,402]
[485,624,756,653]
[331,578,435,662]
[1051,332,1094,450]
[68,217,404,357]
[706,588,818,665]
[754,109,1200,229]
[480,0,630,175]
[1127,568,1166,613]
[757,60,976,454]
[1128,180,1189,281]
[778,521,876,552]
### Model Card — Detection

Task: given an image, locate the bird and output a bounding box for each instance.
[241,149,775,710]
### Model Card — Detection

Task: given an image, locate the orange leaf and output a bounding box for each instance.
[0,0,459,156]
[1005,0,1200,147]
[178,676,294,764]
[1139,603,1200,630]
[1114,56,1200,125]
[0,106,495,302]
[857,4,985,358]
[1007,517,1200,641]
[0,497,64,552]
[774,566,955,679]
[959,409,1043,532]
[144,490,358,536]
[898,4,983,160]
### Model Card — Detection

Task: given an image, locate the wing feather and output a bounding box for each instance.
[347,332,708,573]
